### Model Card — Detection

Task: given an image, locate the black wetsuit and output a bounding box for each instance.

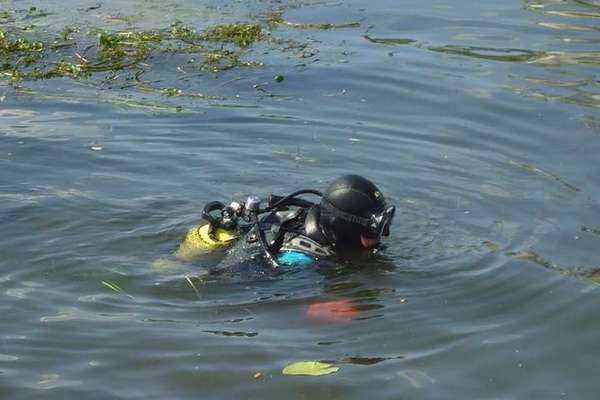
[248,205,335,266]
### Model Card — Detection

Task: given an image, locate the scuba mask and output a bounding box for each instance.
[321,199,396,239]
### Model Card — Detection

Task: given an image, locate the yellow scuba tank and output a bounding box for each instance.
[175,223,238,260]
[175,200,243,261]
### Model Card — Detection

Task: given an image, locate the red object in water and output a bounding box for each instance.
[307,299,359,321]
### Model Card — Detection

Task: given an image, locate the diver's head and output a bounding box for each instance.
[319,175,395,251]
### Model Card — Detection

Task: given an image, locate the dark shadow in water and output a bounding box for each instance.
[201,329,258,337]
[428,45,544,62]
[581,225,600,236]
[321,355,405,366]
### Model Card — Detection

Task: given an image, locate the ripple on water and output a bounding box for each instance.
[35,374,83,390]
[5,287,35,300]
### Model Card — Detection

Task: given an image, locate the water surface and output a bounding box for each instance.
[2,0,600,398]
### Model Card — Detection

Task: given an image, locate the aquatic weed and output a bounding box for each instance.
[24,6,52,20]
[170,20,202,44]
[168,21,263,71]
[0,31,45,53]
[201,23,263,48]
[267,11,360,30]
[363,36,416,45]
[0,6,343,99]
[97,30,162,63]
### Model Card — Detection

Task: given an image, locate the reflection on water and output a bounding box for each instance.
[429,45,600,66]
[429,46,547,62]
[414,0,600,108]
[397,369,437,388]
[520,0,600,107]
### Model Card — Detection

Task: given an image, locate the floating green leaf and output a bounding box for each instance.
[282,361,339,376]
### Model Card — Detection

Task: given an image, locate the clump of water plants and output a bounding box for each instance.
[1,30,50,80]
[167,21,263,72]
[0,30,45,53]
[201,49,262,72]
[97,30,162,64]
[170,20,200,43]
[24,6,52,20]
[0,0,364,87]
[0,3,355,98]
[201,23,263,48]
[1,20,267,82]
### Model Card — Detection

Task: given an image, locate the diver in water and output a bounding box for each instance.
[175,175,395,268]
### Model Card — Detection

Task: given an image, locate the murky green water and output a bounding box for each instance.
[2,0,600,398]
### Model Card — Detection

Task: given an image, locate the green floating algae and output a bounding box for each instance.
[520,88,600,109]
[16,87,189,113]
[509,160,580,192]
[170,20,200,43]
[268,11,360,30]
[97,30,162,63]
[160,87,182,97]
[169,20,263,49]
[137,83,225,100]
[168,21,262,72]
[104,14,144,25]
[201,23,263,48]
[0,4,368,111]
[544,10,600,18]
[0,2,363,88]
[0,30,45,53]
[507,249,600,286]
[507,250,562,271]
[581,225,600,236]
[0,2,270,84]
[363,35,416,45]
[530,51,600,66]
[482,240,499,253]
[23,6,52,20]
[0,21,265,83]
